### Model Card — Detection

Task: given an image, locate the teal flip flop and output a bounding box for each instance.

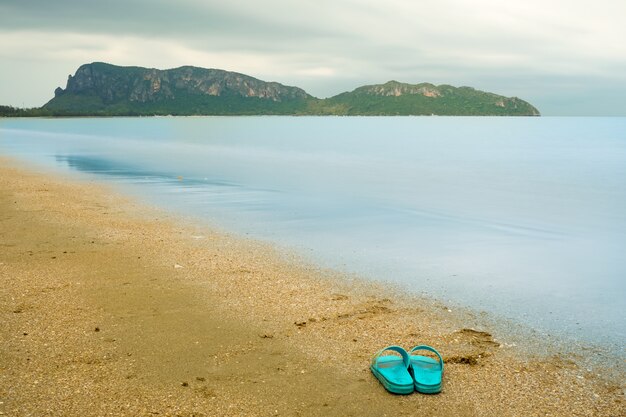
[409,345,444,394]
[370,345,414,395]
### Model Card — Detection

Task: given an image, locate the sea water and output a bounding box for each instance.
[1,116,624,357]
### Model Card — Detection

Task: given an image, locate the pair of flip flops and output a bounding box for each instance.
[370,345,443,394]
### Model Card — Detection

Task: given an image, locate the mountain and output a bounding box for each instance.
[44,62,312,115]
[29,63,540,116]
[320,81,540,116]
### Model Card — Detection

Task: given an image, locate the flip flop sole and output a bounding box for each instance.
[410,347,444,394]
[414,381,442,394]
[370,365,415,395]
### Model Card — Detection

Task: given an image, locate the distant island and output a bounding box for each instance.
[1,62,540,117]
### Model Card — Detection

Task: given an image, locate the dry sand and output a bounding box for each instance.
[0,159,623,416]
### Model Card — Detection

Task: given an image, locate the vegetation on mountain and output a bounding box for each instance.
[1,63,540,117]
[321,81,540,116]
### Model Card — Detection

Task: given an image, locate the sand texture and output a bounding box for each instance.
[0,160,624,416]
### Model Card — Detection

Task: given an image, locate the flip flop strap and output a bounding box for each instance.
[371,345,410,368]
[410,345,444,371]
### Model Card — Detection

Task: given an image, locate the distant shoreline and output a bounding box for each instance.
[1,62,541,117]
[0,113,542,118]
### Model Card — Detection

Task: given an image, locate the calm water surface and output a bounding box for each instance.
[1,116,624,356]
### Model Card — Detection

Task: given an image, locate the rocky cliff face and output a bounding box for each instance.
[54,62,310,104]
[356,81,443,98]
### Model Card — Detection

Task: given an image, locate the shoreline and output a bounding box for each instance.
[1,158,623,416]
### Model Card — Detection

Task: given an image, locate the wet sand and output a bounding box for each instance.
[0,159,623,416]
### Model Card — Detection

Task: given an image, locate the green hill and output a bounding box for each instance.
[319,81,540,116]
[3,63,540,116]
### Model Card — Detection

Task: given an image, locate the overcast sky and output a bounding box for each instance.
[1,0,625,115]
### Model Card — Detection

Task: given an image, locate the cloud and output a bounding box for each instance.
[1,0,625,114]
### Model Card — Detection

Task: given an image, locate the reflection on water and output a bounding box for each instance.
[56,154,241,188]
[1,116,625,356]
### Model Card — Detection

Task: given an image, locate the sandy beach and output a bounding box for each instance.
[0,158,623,416]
